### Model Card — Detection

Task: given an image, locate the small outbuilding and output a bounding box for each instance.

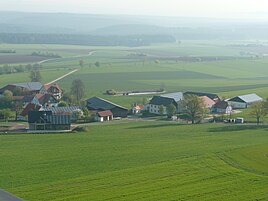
[95,110,113,122]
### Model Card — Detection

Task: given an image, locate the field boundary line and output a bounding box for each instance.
[46,69,78,85]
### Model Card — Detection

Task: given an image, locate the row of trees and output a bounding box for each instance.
[79,60,100,68]
[0,63,42,75]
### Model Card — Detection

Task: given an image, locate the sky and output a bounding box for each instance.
[1,0,268,19]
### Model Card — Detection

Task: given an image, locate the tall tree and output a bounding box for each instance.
[79,60,84,68]
[250,102,267,125]
[30,68,42,82]
[159,105,165,116]
[71,79,85,104]
[181,95,208,124]
[166,104,176,117]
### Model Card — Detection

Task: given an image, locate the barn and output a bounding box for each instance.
[227,94,263,109]
[28,111,71,131]
[87,97,128,118]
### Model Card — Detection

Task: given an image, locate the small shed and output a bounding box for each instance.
[95,110,113,122]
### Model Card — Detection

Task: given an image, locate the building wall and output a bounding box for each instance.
[228,101,247,109]
[111,107,128,118]
[148,104,167,115]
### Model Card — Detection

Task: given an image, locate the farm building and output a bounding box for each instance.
[95,110,113,122]
[132,104,144,114]
[201,96,216,109]
[22,93,58,107]
[40,83,63,100]
[0,82,43,95]
[212,101,232,114]
[87,97,128,118]
[161,92,184,102]
[28,111,71,131]
[148,96,177,115]
[227,94,263,109]
[21,105,82,120]
[184,91,220,102]
[20,103,42,120]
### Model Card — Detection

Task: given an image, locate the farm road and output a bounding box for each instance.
[0,189,24,201]
[46,69,78,85]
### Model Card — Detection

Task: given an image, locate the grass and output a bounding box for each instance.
[0,122,267,200]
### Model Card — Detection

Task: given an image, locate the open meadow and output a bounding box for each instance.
[0,122,267,200]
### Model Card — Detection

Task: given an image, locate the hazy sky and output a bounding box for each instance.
[1,0,268,19]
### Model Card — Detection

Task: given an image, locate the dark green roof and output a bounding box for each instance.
[87,97,128,111]
[149,96,177,107]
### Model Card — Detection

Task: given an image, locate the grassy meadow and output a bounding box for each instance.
[0,122,267,200]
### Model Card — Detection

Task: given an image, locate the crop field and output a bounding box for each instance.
[0,122,267,200]
[1,40,268,108]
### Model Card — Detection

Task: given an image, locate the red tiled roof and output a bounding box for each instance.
[200,96,216,108]
[11,96,24,101]
[97,110,113,117]
[43,83,62,92]
[133,105,144,110]
[20,103,42,117]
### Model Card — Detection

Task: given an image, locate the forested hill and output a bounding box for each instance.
[0,33,176,46]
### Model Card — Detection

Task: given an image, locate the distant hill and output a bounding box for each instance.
[0,11,268,43]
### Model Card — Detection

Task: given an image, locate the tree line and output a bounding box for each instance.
[0,33,176,46]
[0,63,42,75]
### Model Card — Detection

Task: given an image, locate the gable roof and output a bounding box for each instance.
[28,111,71,125]
[97,110,113,117]
[200,96,215,108]
[228,94,263,103]
[35,94,58,105]
[184,91,219,100]
[214,101,230,109]
[41,106,82,114]
[21,103,42,117]
[87,97,128,111]
[43,83,62,92]
[12,82,43,91]
[161,92,184,102]
[149,96,177,107]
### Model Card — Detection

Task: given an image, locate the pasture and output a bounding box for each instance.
[0,122,267,200]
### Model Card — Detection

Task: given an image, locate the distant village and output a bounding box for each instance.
[0,81,264,133]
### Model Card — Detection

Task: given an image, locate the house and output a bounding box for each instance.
[184,91,220,103]
[40,83,63,100]
[22,94,58,107]
[35,94,59,107]
[213,101,232,114]
[227,94,263,109]
[95,110,113,122]
[132,104,144,114]
[201,96,216,109]
[20,103,42,120]
[148,96,177,115]
[28,111,71,131]
[0,82,43,95]
[87,97,128,118]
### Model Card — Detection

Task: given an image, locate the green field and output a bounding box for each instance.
[0,122,267,200]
